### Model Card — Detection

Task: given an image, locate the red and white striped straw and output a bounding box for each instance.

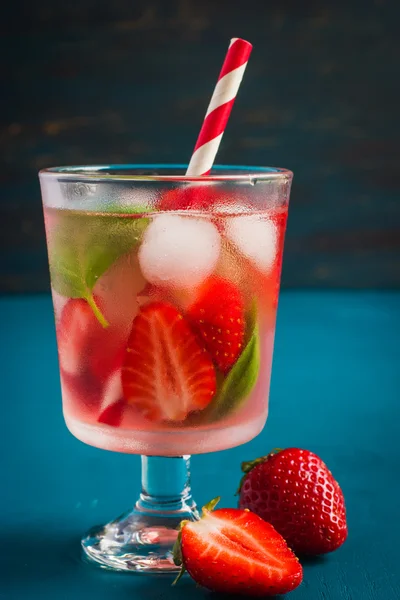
[186,38,253,177]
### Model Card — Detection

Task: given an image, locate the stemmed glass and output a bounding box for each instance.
[39,165,292,573]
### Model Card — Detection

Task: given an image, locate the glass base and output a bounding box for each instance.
[81,455,198,573]
[82,503,198,572]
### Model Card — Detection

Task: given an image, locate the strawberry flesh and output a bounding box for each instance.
[158,185,226,211]
[180,507,302,596]
[121,302,217,422]
[239,448,348,555]
[60,369,102,418]
[188,276,245,373]
[57,297,125,383]
[98,399,125,426]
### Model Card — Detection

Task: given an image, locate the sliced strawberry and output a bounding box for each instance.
[158,185,226,211]
[187,276,245,373]
[56,298,125,383]
[121,302,217,422]
[57,298,97,375]
[60,369,101,418]
[174,498,302,596]
[98,399,125,426]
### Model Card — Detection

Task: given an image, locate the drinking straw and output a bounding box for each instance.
[186,38,253,177]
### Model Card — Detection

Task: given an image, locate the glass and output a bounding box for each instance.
[39,164,292,573]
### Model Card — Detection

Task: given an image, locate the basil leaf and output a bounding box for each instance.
[207,302,260,420]
[48,210,148,327]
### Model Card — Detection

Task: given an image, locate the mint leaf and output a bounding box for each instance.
[48,210,148,326]
[206,302,260,420]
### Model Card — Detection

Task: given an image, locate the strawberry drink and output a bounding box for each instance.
[40,165,292,573]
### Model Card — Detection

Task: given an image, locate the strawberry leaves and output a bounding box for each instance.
[48,211,148,327]
[172,520,188,584]
[201,496,220,513]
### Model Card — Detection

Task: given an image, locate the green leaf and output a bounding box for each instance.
[207,302,260,420]
[201,496,220,515]
[172,530,183,567]
[48,210,148,326]
[172,525,187,585]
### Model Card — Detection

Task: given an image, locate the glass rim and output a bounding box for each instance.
[39,163,293,183]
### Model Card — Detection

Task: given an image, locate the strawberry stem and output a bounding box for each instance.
[172,564,186,585]
[172,527,187,585]
[86,294,109,328]
[202,496,220,515]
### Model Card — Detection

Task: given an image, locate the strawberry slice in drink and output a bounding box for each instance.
[121,302,217,423]
[60,369,102,418]
[97,369,142,429]
[98,399,125,427]
[158,185,227,211]
[56,297,127,422]
[57,297,126,383]
[187,276,245,374]
[97,369,125,426]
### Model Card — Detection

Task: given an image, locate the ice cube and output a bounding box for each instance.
[226,215,277,273]
[94,250,146,332]
[138,215,221,288]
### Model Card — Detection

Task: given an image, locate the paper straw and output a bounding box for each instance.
[186,38,253,177]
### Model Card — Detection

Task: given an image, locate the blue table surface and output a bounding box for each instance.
[1,291,399,600]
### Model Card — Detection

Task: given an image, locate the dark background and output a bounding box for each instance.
[1,0,399,292]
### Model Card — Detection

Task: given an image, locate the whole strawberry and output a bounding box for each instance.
[173,497,302,597]
[238,448,347,556]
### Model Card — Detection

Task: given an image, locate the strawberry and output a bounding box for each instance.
[56,298,125,383]
[121,302,217,422]
[56,298,97,376]
[97,369,125,426]
[158,185,227,211]
[173,497,302,597]
[98,399,125,427]
[187,276,245,373]
[238,448,348,556]
[60,369,102,418]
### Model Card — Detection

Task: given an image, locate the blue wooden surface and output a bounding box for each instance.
[1,291,399,599]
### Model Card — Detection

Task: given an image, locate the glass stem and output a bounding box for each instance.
[135,455,198,517]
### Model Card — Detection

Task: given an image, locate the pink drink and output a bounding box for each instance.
[44,195,287,456]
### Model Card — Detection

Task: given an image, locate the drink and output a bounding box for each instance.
[45,205,287,456]
[40,165,292,572]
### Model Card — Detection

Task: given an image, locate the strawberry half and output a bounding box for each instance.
[187,276,245,373]
[173,497,302,597]
[121,302,217,422]
[238,448,348,556]
[56,297,125,383]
